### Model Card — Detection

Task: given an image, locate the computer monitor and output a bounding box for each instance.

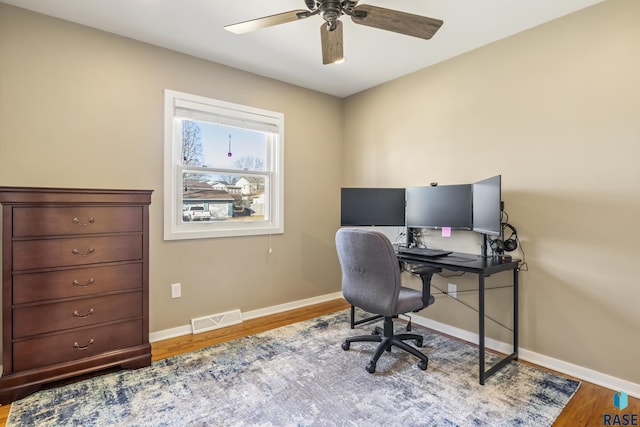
[472,175,502,236]
[340,188,406,227]
[406,184,473,230]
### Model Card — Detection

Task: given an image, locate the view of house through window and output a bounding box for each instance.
[164,90,284,240]
[181,120,268,223]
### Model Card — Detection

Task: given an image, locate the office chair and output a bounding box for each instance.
[335,228,436,373]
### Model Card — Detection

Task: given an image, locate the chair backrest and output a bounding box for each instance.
[335,228,401,317]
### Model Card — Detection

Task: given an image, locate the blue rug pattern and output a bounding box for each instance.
[7,311,579,426]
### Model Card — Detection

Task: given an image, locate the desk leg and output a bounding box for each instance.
[513,268,519,358]
[478,268,519,384]
[350,305,382,329]
[479,274,486,385]
[350,305,355,329]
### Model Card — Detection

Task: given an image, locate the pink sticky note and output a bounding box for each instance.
[441,227,451,237]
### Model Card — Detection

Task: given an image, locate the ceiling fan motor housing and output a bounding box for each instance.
[319,1,343,23]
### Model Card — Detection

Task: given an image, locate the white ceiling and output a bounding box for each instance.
[1,0,604,98]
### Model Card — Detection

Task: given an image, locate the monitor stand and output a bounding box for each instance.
[481,233,488,258]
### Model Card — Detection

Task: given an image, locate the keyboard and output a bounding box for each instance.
[397,247,452,258]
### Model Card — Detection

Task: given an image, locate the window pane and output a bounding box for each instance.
[181,173,267,222]
[165,89,283,240]
[181,119,267,171]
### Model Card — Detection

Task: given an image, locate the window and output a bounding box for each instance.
[164,90,284,240]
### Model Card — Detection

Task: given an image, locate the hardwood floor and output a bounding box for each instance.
[0,298,637,426]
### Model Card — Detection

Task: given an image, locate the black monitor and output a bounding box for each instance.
[472,175,502,236]
[340,188,406,226]
[406,184,472,230]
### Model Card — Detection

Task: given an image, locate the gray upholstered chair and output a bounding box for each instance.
[335,228,435,373]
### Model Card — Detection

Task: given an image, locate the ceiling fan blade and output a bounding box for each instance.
[225,10,310,34]
[351,5,443,40]
[320,21,344,65]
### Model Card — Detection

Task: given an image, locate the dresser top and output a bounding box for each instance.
[0,187,153,205]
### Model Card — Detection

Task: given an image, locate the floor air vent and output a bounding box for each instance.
[191,309,243,334]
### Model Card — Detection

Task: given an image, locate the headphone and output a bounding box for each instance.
[489,223,518,253]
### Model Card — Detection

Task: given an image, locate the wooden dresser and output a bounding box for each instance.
[0,187,152,403]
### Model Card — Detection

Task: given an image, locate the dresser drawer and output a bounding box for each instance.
[13,291,142,338]
[13,235,142,270]
[13,206,142,237]
[13,320,144,372]
[13,263,142,304]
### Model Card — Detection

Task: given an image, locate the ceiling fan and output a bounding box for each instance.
[224,1,443,65]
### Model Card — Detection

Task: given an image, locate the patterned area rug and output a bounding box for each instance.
[7,311,579,426]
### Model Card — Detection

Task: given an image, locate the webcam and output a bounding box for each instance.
[430,182,438,187]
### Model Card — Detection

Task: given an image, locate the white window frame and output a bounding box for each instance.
[163,89,284,240]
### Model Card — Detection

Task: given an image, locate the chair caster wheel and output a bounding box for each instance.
[366,361,376,373]
[415,339,423,347]
[342,341,350,351]
[418,360,428,370]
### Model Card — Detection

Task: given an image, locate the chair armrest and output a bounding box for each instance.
[410,266,441,276]
[411,266,441,308]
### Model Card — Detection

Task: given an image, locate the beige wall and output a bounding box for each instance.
[0,5,344,332]
[343,0,640,383]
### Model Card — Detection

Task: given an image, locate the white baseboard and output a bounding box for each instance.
[149,324,193,342]
[411,313,640,399]
[148,292,343,343]
[241,292,344,321]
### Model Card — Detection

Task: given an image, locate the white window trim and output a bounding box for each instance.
[163,89,284,240]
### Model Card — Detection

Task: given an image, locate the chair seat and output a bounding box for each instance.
[396,287,425,314]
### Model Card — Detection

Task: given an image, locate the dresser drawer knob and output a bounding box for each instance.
[72,217,96,226]
[72,278,95,287]
[73,308,94,319]
[73,339,94,351]
[72,247,95,256]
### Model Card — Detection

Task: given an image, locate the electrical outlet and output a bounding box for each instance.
[448,283,457,299]
[171,283,181,299]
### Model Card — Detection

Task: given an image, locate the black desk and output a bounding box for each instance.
[395,251,519,385]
